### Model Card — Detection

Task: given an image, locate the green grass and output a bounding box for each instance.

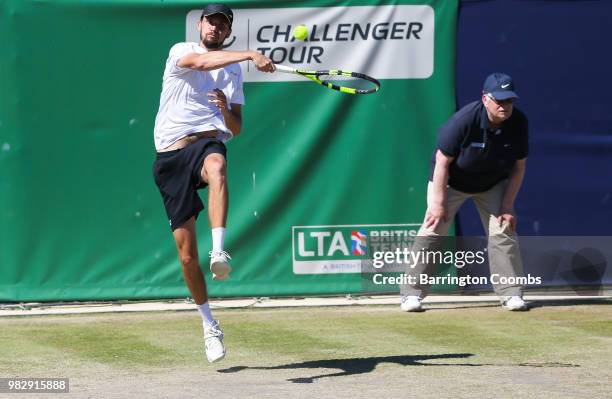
[1,302,610,377]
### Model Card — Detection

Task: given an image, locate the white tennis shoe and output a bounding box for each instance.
[204,320,226,363]
[400,295,423,312]
[501,296,528,311]
[209,250,232,281]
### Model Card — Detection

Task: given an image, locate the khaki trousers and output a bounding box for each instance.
[401,180,524,298]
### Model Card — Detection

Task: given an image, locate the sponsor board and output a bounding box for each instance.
[186,5,434,81]
[292,224,420,274]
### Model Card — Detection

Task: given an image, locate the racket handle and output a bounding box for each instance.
[274,64,297,74]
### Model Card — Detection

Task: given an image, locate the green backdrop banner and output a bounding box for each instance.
[0,0,457,301]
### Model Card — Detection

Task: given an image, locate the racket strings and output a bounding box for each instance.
[318,73,379,91]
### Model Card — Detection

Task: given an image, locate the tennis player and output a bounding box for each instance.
[152,3,274,363]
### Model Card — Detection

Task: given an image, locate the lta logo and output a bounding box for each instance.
[292,224,420,274]
[351,231,367,256]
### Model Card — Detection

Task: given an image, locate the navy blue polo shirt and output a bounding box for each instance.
[429,101,528,193]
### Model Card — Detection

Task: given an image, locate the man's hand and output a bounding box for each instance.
[208,89,228,111]
[251,51,275,72]
[424,203,447,231]
[497,207,517,232]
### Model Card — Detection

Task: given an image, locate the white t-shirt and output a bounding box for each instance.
[153,42,245,151]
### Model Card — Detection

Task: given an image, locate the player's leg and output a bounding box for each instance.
[173,217,226,362]
[200,152,232,280]
[173,216,207,304]
[473,180,527,310]
[201,152,228,229]
[400,183,469,310]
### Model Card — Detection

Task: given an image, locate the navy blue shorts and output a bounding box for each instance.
[153,137,226,231]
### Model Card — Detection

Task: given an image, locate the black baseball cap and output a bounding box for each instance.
[483,72,518,100]
[201,3,233,27]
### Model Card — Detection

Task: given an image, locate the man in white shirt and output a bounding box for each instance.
[152,3,274,363]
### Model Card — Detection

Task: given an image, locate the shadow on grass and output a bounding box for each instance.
[219,354,469,383]
[218,354,580,383]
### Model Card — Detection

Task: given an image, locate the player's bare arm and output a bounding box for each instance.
[178,50,275,72]
[207,88,242,136]
[223,103,242,136]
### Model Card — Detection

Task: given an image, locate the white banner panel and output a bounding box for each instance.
[186,5,434,81]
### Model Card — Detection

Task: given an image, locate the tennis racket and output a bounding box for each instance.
[274,64,380,95]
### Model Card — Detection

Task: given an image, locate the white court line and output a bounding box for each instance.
[0,294,609,317]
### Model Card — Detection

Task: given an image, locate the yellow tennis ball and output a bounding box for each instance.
[293,24,309,41]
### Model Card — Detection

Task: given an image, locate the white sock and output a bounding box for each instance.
[212,227,226,252]
[197,302,215,326]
